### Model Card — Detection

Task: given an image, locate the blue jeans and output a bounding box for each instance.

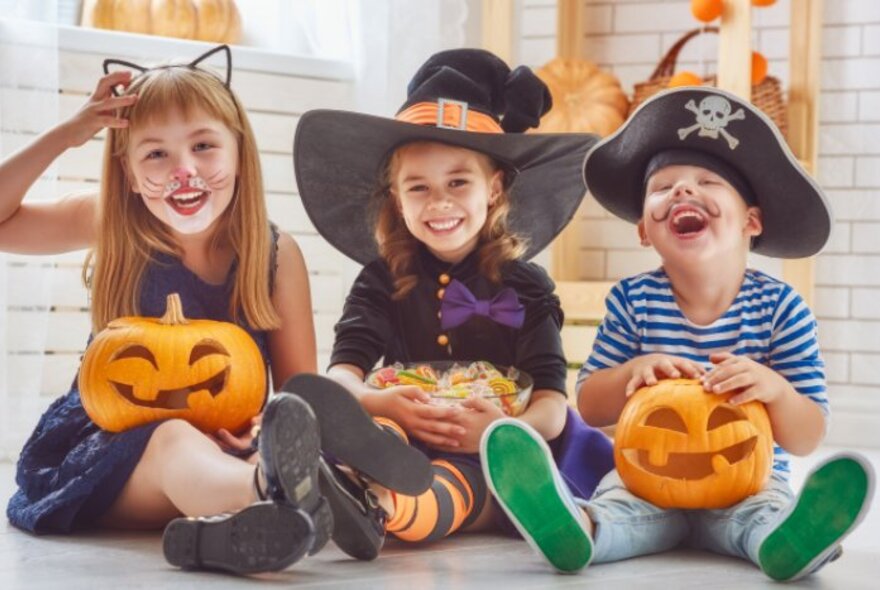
[583,469,794,565]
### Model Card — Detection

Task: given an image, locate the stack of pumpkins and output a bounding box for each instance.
[81,0,242,45]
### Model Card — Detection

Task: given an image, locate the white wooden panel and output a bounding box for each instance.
[5,353,81,397]
[267,193,315,235]
[314,311,338,353]
[249,112,299,155]
[562,325,598,366]
[53,50,353,116]
[309,274,344,314]
[8,309,91,353]
[7,250,90,266]
[261,152,296,194]
[7,265,89,308]
[0,88,60,134]
[297,234,348,276]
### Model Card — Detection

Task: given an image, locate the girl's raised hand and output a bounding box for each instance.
[60,71,138,148]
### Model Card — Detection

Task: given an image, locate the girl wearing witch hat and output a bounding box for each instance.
[481,87,875,580]
[291,48,615,556]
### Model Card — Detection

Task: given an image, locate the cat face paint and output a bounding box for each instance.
[127,108,238,236]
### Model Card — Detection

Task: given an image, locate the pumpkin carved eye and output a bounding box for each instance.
[189,339,230,365]
[707,405,746,430]
[643,407,688,433]
[112,344,158,369]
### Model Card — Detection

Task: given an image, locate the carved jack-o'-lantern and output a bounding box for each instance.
[79,293,265,433]
[614,379,772,509]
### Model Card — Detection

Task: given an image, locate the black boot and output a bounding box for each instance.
[282,373,433,496]
[163,394,334,575]
[318,457,387,561]
[256,392,334,554]
[163,502,315,574]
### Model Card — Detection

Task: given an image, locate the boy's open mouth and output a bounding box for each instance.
[668,205,708,237]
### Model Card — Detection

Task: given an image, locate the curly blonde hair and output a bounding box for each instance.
[373,142,526,300]
[85,65,278,333]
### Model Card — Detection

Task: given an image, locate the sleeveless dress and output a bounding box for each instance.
[6,237,276,534]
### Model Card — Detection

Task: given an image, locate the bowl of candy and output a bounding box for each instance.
[366,360,533,417]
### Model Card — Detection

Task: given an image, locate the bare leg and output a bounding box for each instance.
[100,419,256,529]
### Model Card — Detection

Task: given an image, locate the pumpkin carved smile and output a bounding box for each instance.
[80,293,266,433]
[620,435,758,480]
[110,366,230,410]
[614,379,773,509]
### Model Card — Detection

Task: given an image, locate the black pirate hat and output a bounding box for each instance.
[294,48,598,265]
[583,87,831,258]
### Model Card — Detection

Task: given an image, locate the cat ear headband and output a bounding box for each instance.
[102,44,232,96]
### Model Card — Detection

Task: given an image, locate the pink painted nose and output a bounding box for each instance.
[171,167,193,183]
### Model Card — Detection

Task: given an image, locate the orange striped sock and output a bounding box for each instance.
[373,416,408,443]
[386,459,482,543]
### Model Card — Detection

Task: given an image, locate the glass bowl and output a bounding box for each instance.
[366,360,533,417]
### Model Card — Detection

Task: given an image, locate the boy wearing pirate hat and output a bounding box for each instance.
[482,87,874,580]
[291,48,614,557]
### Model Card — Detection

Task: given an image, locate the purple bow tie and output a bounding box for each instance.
[440,279,525,330]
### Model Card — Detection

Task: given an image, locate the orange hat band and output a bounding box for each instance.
[396,100,503,133]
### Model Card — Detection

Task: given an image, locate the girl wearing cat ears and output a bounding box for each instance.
[0,45,430,574]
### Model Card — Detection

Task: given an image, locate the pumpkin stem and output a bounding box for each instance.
[160,293,189,325]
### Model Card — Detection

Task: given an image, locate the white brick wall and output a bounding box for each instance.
[518,0,880,447]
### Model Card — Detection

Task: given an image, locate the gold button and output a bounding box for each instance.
[439,273,451,285]
[437,288,445,299]
[437,334,449,346]
[437,310,442,320]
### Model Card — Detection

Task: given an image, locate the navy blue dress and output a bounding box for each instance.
[7,244,274,534]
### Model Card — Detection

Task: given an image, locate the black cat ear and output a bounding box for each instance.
[189,44,232,88]
[102,58,148,96]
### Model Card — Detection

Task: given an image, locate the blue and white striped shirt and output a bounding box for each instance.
[577,268,829,478]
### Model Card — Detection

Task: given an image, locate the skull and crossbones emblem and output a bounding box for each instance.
[677,96,745,149]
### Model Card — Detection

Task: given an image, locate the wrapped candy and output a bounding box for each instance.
[367,361,531,416]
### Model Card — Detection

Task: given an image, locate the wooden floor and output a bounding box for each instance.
[1,447,878,589]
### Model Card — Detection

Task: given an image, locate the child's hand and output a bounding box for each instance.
[212,414,262,457]
[624,353,705,396]
[702,352,791,405]
[433,397,506,454]
[371,385,466,448]
[59,71,138,148]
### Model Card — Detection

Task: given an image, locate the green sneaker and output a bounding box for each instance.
[481,419,593,574]
[758,453,875,582]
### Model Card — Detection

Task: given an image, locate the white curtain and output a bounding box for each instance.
[0,7,59,459]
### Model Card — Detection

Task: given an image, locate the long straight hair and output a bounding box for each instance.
[85,66,279,333]
[373,142,526,300]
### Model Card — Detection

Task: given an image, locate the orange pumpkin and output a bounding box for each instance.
[751,51,769,85]
[81,0,242,44]
[534,58,631,137]
[668,71,703,88]
[691,0,723,23]
[79,293,265,433]
[614,379,772,509]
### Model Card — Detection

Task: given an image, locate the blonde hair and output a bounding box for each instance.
[374,142,526,300]
[85,65,279,333]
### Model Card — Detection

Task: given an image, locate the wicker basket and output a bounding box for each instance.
[630,27,787,136]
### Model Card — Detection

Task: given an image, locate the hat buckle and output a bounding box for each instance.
[436,98,469,130]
